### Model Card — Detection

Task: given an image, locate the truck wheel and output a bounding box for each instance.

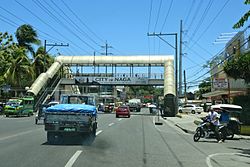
[191,110,195,114]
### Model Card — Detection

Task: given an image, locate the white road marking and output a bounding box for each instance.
[118,118,122,121]
[206,152,249,167]
[108,123,114,127]
[96,130,103,136]
[65,150,82,167]
[0,128,42,141]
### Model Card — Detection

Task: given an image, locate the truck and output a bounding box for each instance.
[44,94,97,144]
[128,98,141,112]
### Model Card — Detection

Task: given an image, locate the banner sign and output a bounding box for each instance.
[75,77,149,85]
[213,78,228,89]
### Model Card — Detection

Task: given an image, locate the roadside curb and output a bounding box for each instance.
[175,123,195,134]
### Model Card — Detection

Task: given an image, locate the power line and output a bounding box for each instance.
[147,0,153,33]
[14,0,91,54]
[189,0,214,42]
[48,0,101,47]
[160,0,174,32]
[61,0,105,44]
[0,5,69,44]
[186,0,203,33]
[32,0,98,53]
[153,0,163,32]
[183,43,207,61]
[189,34,250,83]
[184,0,196,26]
[0,14,19,27]
[190,0,231,49]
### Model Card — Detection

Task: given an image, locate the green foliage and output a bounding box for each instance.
[233,0,250,29]
[0,24,53,97]
[15,24,41,54]
[233,94,250,125]
[224,52,250,83]
[195,80,211,99]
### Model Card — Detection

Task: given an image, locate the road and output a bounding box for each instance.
[0,108,249,167]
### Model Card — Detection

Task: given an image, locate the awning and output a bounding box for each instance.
[202,90,246,98]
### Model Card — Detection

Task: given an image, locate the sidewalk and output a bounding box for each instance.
[165,113,250,140]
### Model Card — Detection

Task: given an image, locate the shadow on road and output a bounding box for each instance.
[228,147,250,155]
[41,134,96,146]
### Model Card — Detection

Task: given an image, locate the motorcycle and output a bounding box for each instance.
[193,117,226,142]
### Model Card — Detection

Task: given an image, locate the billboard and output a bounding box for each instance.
[213,78,228,89]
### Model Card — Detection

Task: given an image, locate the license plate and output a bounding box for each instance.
[64,128,76,132]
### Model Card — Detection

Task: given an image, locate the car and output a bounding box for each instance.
[116,106,130,118]
[178,104,203,114]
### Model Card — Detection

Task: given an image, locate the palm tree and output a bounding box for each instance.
[15,24,41,55]
[4,47,34,95]
[32,46,54,78]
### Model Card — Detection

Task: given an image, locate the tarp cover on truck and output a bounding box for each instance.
[46,104,97,115]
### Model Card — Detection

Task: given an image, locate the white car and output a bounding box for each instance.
[179,104,203,114]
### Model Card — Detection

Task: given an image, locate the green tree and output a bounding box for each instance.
[195,79,211,99]
[233,0,250,29]
[4,47,34,91]
[224,52,250,83]
[15,24,40,54]
[32,46,53,78]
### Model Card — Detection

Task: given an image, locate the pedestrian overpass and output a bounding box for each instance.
[26,55,175,112]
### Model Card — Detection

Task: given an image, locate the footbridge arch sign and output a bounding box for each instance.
[27,55,175,96]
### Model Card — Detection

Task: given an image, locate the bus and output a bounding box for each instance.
[4,96,34,117]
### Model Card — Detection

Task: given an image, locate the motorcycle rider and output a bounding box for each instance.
[207,108,222,143]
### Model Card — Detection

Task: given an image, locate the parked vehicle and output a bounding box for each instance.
[44,94,97,144]
[178,104,203,114]
[193,117,226,142]
[116,105,130,118]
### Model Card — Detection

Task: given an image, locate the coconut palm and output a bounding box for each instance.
[32,46,54,78]
[4,47,34,91]
[15,24,41,55]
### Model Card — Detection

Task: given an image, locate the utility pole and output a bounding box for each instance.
[44,40,69,72]
[147,32,178,98]
[184,70,187,104]
[179,20,183,97]
[93,51,96,76]
[101,41,112,76]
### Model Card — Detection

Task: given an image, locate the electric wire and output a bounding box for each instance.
[153,0,163,32]
[49,0,101,47]
[190,0,231,49]
[185,0,203,32]
[32,0,98,53]
[14,0,91,54]
[61,0,105,44]
[184,0,196,26]
[188,35,250,83]
[160,0,174,32]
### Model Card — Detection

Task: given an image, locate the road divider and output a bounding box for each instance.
[108,123,114,127]
[96,130,103,136]
[0,128,43,141]
[65,150,82,167]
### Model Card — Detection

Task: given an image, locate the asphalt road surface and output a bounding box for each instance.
[0,108,249,167]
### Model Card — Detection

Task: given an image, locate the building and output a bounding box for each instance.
[203,30,250,104]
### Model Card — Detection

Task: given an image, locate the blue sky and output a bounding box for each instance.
[0,0,249,91]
